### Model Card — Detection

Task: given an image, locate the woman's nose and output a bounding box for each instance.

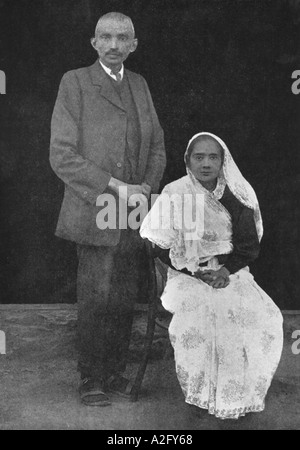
[201,158,211,167]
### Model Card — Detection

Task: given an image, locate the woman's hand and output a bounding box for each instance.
[194,270,214,282]
[194,267,230,289]
[209,275,230,289]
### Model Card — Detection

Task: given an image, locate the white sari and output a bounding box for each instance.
[140,133,283,420]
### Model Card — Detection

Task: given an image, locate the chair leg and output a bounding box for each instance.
[130,296,158,401]
[130,241,158,402]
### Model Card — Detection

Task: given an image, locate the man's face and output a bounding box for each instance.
[189,139,223,185]
[91,18,137,70]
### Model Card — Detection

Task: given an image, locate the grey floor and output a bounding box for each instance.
[0,305,299,430]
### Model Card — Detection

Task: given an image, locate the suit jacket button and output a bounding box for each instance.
[116,162,122,168]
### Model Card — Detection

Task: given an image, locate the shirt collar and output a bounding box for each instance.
[99,60,124,81]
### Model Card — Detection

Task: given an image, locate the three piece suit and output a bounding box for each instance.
[50,60,166,379]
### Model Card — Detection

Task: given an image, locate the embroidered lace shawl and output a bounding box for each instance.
[140,132,263,274]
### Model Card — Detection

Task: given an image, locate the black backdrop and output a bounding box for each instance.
[0,0,299,308]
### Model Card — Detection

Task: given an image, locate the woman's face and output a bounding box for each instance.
[188,139,223,186]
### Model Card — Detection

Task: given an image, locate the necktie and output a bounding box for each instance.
[110,70,122,84]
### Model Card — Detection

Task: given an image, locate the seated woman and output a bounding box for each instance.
[140,132,283,420]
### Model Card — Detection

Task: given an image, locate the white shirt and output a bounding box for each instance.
[99,60,124,81]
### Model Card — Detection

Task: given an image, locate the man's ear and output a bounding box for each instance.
[90,37,97,50]
[130,38,138,53]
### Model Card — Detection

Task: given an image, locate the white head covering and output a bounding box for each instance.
[185,132,263,241]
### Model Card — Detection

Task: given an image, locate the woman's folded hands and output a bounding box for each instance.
[194,267,230,289]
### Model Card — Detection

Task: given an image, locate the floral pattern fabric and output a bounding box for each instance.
[162,267,283,420]
[140,175,234,274]
[140,132,283,419]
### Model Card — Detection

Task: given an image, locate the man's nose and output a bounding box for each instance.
[110,38,119,49]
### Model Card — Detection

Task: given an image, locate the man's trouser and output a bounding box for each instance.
[76,228,147,381]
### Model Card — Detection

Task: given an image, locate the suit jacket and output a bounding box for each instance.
[50,60,166,246]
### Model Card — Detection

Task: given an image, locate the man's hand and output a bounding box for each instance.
[124,185,147,207]
[108,177,148,207]
[195,267,230,289]
[141,183,152,199]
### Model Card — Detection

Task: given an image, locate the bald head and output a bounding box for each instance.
[95,12,135,39]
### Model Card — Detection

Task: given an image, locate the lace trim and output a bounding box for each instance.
[187,169,226,200]
[186,170,231,224]
[186,398,265,420]
[184,132,263,241]
[142,235,171,250]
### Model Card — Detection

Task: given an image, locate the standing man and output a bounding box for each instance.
[50,12,166,406]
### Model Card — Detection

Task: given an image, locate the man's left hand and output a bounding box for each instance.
[141,183,151,199]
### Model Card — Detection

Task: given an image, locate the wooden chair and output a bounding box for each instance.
[130,240,169,401]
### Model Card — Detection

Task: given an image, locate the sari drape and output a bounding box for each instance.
[140,133,283,419]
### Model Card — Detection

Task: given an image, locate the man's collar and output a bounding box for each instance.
[99,60,124,81]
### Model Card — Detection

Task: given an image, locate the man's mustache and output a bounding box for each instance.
[106,51,122,56]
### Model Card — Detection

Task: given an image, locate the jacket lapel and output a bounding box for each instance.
[89,60,125,111]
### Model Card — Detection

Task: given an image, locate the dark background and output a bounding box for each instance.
[0,0,299,308]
